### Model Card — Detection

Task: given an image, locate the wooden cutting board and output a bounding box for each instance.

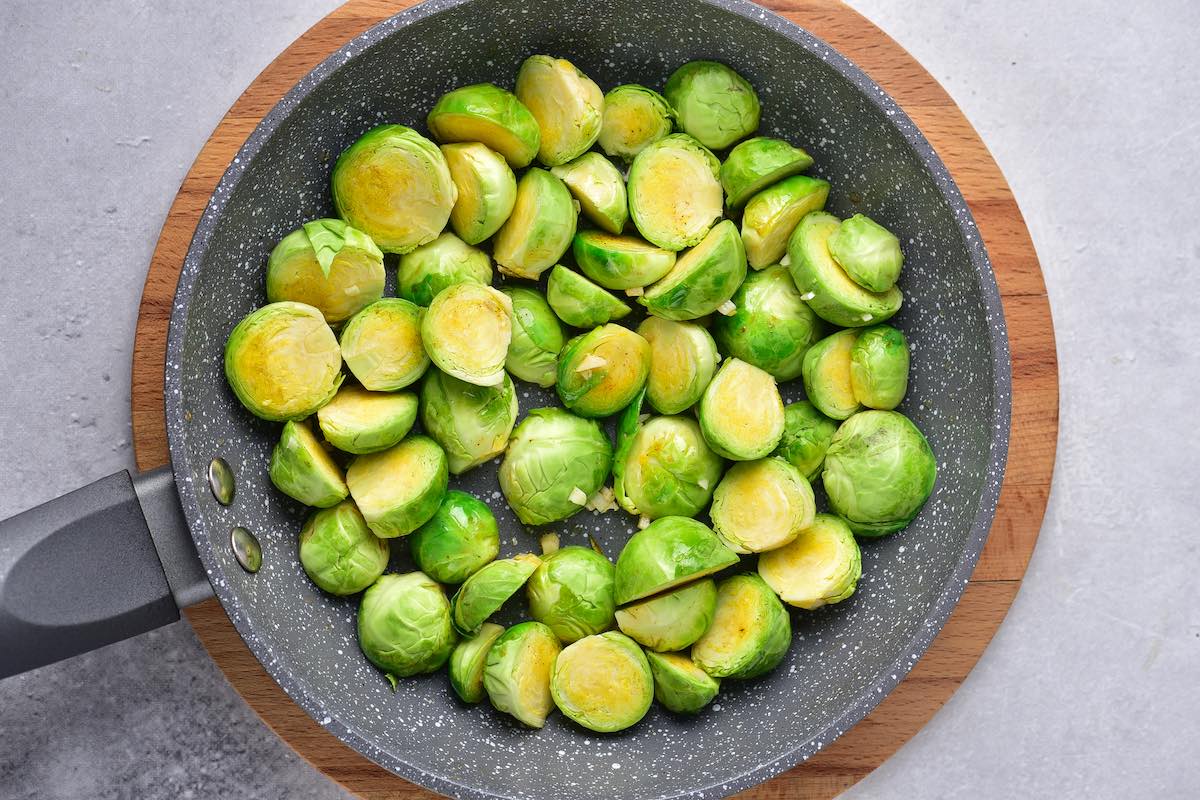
[130,1,1058,797]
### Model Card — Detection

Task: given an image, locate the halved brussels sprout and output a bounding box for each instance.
[426,83,541,168]
[550,632,653,733]
[663,60,760,151]
[698,358,785,461]
[420,370,517,474]
[265,220,385,325]
[802,329,863,420]
[269,420,347,507]
[551,152,628,234]
[614,578,716,652]
[822,410,936,537]
[712,264,822,382]
[774,400,839,481]
[515,55,604,167]
[788,211,903,327]
[719,137,814,209]
[493,168,578,280]
[499,408,613,525]
[849,324,910,410]
[637,317,719,415]
[645,651,720,714]
[526,546,616,643]
[451,553,541,636]
[298,500,388,596]
[397,232,492,307]
[758,513,861,609]
[331,125,456,254]
[409,490,500,584]
[710,458,815,554]
[639,219,747,320]
[628,134,722,251]
[546,265,631,328]
[556,324,650,418]
[441,142,518,245]
[572,231,676,291]
[613,516,739,605]
[598,84,674,162]
[692,573,791,680]
[449,622,506,704]
[317,385,417,455]
[501,287,565,387]
[483,621,562,728]
[358,572,456,680]
[421,283,512,387]
[346,435,448,538]
[827,213,904,292]
[340,298,429,391]
[224,302,342,421]
[613,407,723,519]
[742,175,830,269]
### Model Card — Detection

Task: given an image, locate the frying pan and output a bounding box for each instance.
[0,0,1011,797]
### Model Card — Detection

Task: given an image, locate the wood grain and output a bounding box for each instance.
[130,1,1058,797]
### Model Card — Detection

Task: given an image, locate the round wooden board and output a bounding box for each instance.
[131,1,1058,797]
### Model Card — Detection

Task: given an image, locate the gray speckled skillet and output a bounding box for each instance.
[0,0,1010,797]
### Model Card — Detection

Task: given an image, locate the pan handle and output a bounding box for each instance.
[0,466,212,679]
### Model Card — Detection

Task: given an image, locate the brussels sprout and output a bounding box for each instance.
[493,168,578,280]
[340,299,429,392]
[331,125,456,255]
[420,370,518,474]
[639,219,747,320]
[346,435,448,538]
[627,134,722,251]
[550,631,653,733]
[572,231,676,291]
[774,401,839,481]
[224,302,342,421]
[499,408,613,525]
[501,287,565,387]
[265,219,385,325]
[409,490,500,584]
[483,621,562,728]
[397,232,492,307]
[298,500,389,596]
[788,211,903,327]
[645,651,720,714]
[692,573,791,680]
[358,572,456,680]
[613,407,723,519]
[758,513,861,609]
[268,420,348,508]
[550,152,628,234]
[827,213,904,292]
[822,410,937,537]
[698,358,785,461]
[719,137,814,209]
[849,324,910,410]
[663,60,760,151]
[801,329,863,421]
[515,55,604,167]
[451,553,541,636]
[712,265,822,382]
[317,385,417,455]
[637,317,719,415]
[421,283,512,387]
[614,578,716,652]
[597,84,674,162]
[426,83,541,168]
[449,623,506,704]
[613,517,739,605]
[526,546,616,643]
[556,324,650,418]
[741,175,830,270]
[441,142,518,245]
[710,458,815,554]
[546,265,631,328]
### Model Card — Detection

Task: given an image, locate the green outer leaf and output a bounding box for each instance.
[645,650,720,714]
[572,231,677,291]
[712,264,823,382]
[409,490,500,584]
[546,265,631,328]
[420,369,518,475]
[396,231,492,307]
[719,137,814,209]
[827,213,904,292]
[612,516,739,605]
[614,578,717,652]
[426,83,541,168]
[357,572,457,680]
[639,219,747,321]
[618,416,723,519]
[526,547,616,644]
[663,60,760,151]
[773,400,839,481]
[610,387,646,515]
[449,623,506,703]
[501,287,565,387]
[268,420,347,508]
[298,500,388,596]
[450,554,541,636]
[848,324,910,410]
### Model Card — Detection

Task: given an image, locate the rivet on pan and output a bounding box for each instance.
[208,458,236,505]
[230,527,262,573]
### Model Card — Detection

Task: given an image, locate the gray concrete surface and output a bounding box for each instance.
[0,1,1195,798]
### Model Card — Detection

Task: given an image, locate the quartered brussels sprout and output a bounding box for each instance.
[317,385,416,456]
[441,142,518,245]
[556,324,650,418]
[628,134,722,251]
[550,152,628,234]
[346,435,448,538]
[515,55,604,167]
[397,232,492,307]
[698,358,785,461]
[451,553,541,636]
[426,83,541,168]
[224,302,342,421]
[483,621,562,728]
[742,175,830,269]
[758,513,861,609]
[331,125,456,254]
[493,168,578,280]
[598,84,674,162]
[527,546,616,643]
[572,231,676,291]
[639,219,747,320]
[614,578,716,652]
[719,137,814,209]
[692,573,791,680]
[774,400,839,481]
[546,265,631,328]
[420,369,517,474]
[501,287,565,387]
[802,329,864,421]
[849,324,910,410]
[613,516,739,605]
[298,500,389,596]
[409,490,500,584]
[827,213,904,292]
[269,420,348,508]
[663,60,760,151]
[499,408,613,525]
[613,399,723,519]
[265,219,385,325]
[421,283,512,387]
[788,211,903,327]
[551,632,653,733]
[358,572,456,680]
[340,298,429,391]
[822,410,937,537]
[646,651,720,714]
[710,458,815,554]
[449,622,505,704]
[712,264,822,382]
[637,317,719,415]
